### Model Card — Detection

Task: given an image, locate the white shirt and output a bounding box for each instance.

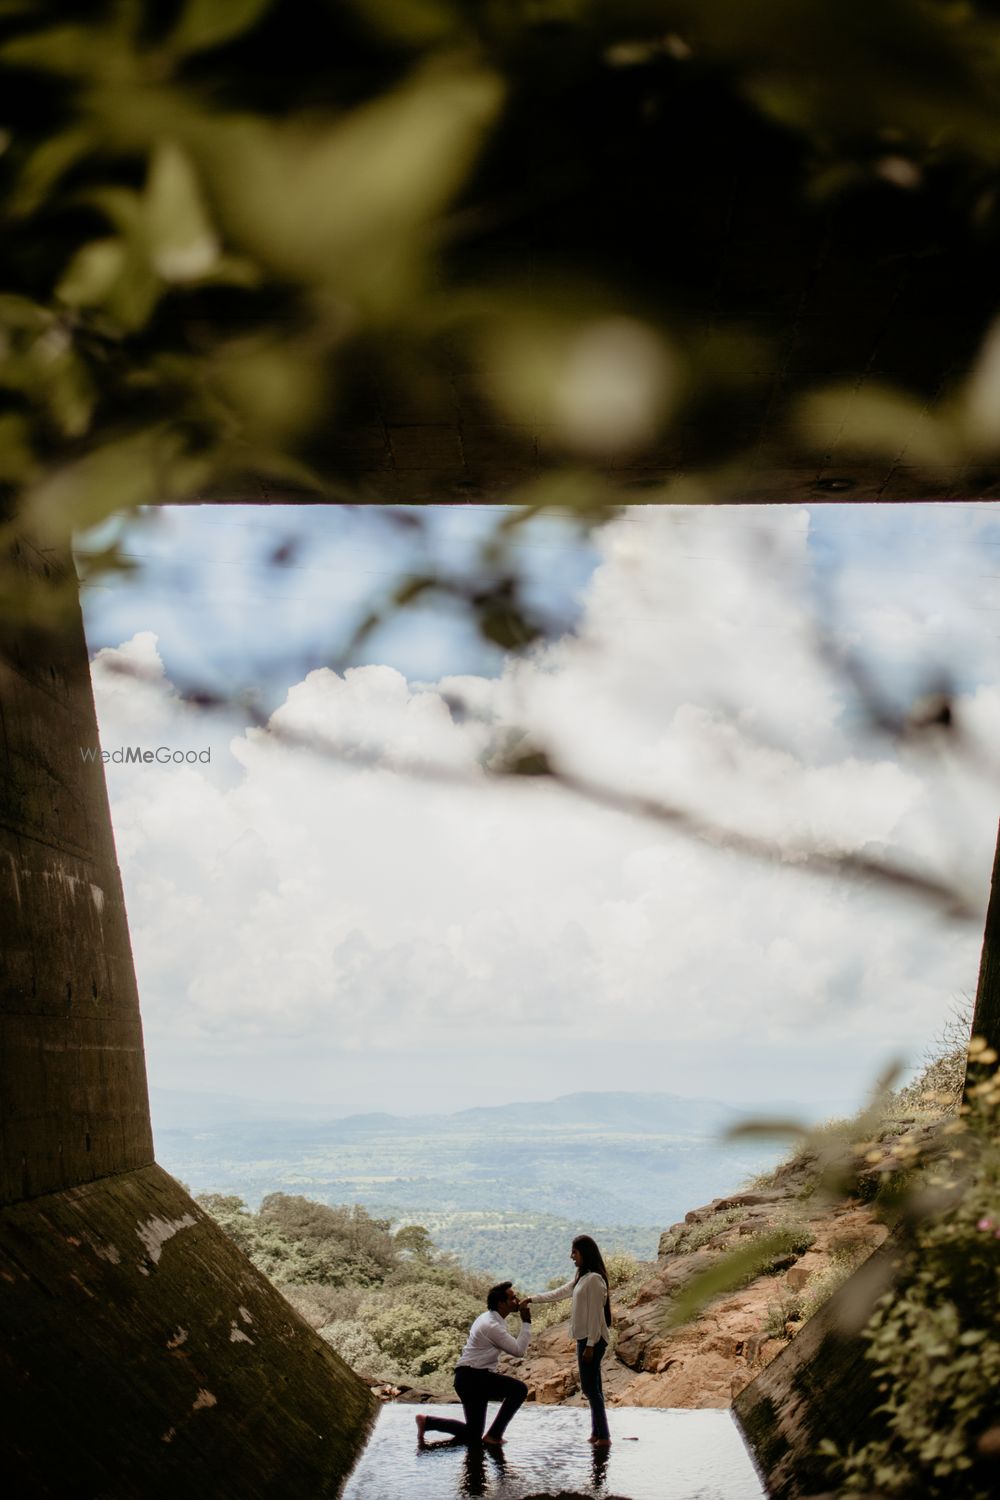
[531,1271,611,1347]
[456,1310,531,1371]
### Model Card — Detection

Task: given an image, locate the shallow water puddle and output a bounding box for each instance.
[342,1404,765,1499]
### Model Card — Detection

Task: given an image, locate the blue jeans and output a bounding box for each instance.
[577,1337,610,1440]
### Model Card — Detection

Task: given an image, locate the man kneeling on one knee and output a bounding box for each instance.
[416,1282,531,1447]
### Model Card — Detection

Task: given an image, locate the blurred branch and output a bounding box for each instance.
[95,650,980,920]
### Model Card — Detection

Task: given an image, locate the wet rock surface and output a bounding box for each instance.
[342,1404,764,1499]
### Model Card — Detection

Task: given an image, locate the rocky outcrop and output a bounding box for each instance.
[500,1154,893,1412]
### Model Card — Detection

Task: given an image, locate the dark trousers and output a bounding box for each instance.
[577,1338,610,1440]
[421,1364,528,1444]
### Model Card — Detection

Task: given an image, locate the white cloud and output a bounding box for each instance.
[90,507,997,1110]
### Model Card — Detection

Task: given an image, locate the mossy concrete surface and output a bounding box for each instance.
[0,1162,377,1497]
[732,1242,902,1498]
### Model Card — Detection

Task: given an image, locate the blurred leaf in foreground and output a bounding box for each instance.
[192,61,503,311]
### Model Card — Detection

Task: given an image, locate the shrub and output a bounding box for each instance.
[893,999,972,1115]
[195,1193,257,1253]
[769,1220,815,1259]
[359,1281,484,1379]
[604,1250,639,1288]
[660,1208,744,1255]
[798,1242,870,1324]
[384,1254,487,1299]
[258,1195,396,1286]
[319,1320,392,1379]
[198,1190,498,1384]
[281,1283,362,1329]
[761,1287,802,1340]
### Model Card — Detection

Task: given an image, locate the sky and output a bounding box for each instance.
[78,501,1000,1117]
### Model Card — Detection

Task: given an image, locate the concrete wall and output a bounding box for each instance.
[0,536,376,1494]
[0,535,153,1205]
[970,820,1000,1063]
[733,1243,901,1497]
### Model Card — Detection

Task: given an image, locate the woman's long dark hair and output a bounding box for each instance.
[572,1234,612,1327]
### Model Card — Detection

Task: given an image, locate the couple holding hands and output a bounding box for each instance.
[416,1234,613,1450]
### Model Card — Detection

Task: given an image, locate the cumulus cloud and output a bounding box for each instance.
[90,507,997,1110]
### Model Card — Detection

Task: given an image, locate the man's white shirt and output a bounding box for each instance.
[456,1310,531,1371]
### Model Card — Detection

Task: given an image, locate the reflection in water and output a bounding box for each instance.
[466,1444,505,1496]
[463,1444,487,1498]
[590,1444,610,1493]
[416,1438,505,1498]
[344,1404,766,1500]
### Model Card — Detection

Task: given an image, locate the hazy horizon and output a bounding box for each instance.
[150,1083,801,1279]
[148,1080,864,1125]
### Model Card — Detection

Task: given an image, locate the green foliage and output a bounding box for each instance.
[821,1059,1000,1498]
[393,1223,435,1261]
[257,1193,396,1285]
[359,1281,484,1379]
[195,1191,258,1254]
[370,1208,660,1286]
[197,1190,397,1286]
[170,0,273,56]
[282,1283,362,1331]
[604,1249,639,1289]
[318,1319,389,1379]
[0,0,505,620]
[6,0,1000,635]
[198,1188,492,1386]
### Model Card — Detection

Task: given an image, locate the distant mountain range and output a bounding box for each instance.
[149,1085,856,1281]
[150,1086,848,1135]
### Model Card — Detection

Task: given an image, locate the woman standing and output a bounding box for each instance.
[526,1235,613,1446]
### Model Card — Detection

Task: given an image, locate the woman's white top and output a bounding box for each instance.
[531,1271,611,1347]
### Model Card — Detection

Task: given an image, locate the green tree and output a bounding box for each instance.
[393,1223,435,1261]
[360,1281,484,1379]
[258,1194,397,1285]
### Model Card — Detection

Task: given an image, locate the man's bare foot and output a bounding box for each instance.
[590,1436,612,1447]
[415,1414,427,1447]
[482,1434,504,1447]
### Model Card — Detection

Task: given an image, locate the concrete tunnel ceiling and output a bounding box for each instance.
[171,245,1000,508]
